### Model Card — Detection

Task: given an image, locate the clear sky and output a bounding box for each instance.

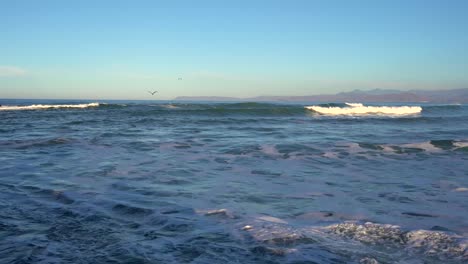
[1,0,467,99]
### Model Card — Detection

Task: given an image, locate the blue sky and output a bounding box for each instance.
[1,0,467,99]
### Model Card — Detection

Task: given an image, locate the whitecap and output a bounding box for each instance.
[345,102,364,107]
[401,142,442,152]
[196,208,235,218]
[233,217,468,261]
[454,141,468,148]
[305,103,422,116]
[260,145,282,156]
[160,104,180,109]
[0,102,99,111]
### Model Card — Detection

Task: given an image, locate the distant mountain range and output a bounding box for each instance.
[175,88,468,103]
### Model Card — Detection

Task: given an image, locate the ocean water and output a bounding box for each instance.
[1,99,467,263]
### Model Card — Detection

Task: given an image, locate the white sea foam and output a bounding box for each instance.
[260,145,282,156]
[235,218,467,261]
[257,215,288,224]
[454,141,468,148]
[196,208,233,218]
[401,142,442,152]
[326,222,467,258]
[345,102,364,107]
[306,103,422,116]
[0,102,99,111]
[159,104,180,109]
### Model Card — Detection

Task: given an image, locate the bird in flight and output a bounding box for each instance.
[148,90,158,95]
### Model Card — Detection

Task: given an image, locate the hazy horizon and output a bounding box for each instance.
[1,1,468,100]
[1,87,468,101]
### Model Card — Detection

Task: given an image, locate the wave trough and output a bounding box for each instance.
[306,102,422,116]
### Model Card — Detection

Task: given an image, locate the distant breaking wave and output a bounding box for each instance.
[345,102,364,107]
[306,102,422,116]
[0,102,99,111]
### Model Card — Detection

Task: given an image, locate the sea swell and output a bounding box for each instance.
[152,102,307,116]
[1,99,468,263]
[1,101,465,118]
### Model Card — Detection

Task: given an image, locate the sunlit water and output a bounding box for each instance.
[1,99,467,263]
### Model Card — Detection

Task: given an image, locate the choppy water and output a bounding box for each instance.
[1,99,467,263]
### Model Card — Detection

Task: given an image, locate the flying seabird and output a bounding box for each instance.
[148,90,158,95]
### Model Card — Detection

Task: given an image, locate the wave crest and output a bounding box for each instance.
[0,102,99,111]
[306,103,422,116]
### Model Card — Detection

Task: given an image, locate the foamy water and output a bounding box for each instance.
[345,102,364,107]
[306,102,422,116]
[0,102,99,111]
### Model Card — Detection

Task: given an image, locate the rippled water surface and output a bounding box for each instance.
[1,99,467,263]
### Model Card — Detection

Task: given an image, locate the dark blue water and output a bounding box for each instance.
[1,99,467,263]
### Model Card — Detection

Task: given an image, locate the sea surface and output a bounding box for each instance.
[1,99,467,263]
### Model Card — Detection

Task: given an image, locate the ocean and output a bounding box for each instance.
[1,99,467,263]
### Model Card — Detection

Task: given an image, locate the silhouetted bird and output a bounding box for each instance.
[148,91,158,95]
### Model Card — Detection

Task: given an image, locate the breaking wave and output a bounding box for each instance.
[324,222,467,261]
[345,102,364,107]
[235,216,468,262]
[306,102,422,116]
[0,102,99,111]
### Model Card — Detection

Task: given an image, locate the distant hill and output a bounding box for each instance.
[173,96,241,101]
[174,88,468,103]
